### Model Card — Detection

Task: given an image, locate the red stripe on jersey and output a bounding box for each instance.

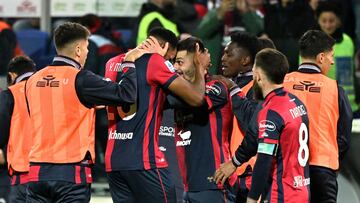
[19,173,29,184]
[175,134,189,191]
[104,54,124,172]
[105,124,116,171]
[143,86,157,170]
[28,165,40,181]
[263,138,279,145]
[85,167,92,183]
[75,166,81,184]
[11,175,16,185]
[208,99,221,181]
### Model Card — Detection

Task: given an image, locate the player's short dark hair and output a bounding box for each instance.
[258,38,276,50]
[148,27,178,50]
[177,37,205,53]
[54,22,90,50]
[230,31,260,64]
[299,30,335,59]
[255,48,289,84]
[8,55,36,75]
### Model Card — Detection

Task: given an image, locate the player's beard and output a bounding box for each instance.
[253,80,264,101]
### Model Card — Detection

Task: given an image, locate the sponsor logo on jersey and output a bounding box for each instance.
[259,120,276,132]
[108,130,133,140]
[176,130,192,146]
[159,126,175,137]
[206,84,222,96]
[159,146,167,152]
[108,62,123,72]
[165,60,176,73]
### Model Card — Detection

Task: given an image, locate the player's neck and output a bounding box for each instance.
[262,83,283,98]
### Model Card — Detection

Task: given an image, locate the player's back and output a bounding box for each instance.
[260,88,310,202]
[105,53,178,171]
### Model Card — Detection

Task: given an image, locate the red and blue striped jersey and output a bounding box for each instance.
[174,78,237,191]
[253,87,310,203]
[105,53,178,171]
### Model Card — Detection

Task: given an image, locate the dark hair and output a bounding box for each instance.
[78,13,101,33]
[148,27,178,50]
[230,31,260,64]
[299,30,335,59]
[255,48,289,84]
[316,1,343,20]
[54,22,90,50]
[177,37,205,53]
[8,55,36,75]
[258,38,276,50]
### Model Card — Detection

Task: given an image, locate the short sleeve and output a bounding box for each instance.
[205,80,228,110]
[147,54,178,89]
[257,109,284,156]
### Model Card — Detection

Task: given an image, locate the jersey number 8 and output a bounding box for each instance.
[298,122,309,167]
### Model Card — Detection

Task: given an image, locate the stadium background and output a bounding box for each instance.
[0,0,359,202]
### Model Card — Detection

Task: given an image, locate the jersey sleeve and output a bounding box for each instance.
[205,80,228,110]
[147,54,178,89]
[256,109,284,156]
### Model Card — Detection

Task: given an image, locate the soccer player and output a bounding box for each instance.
[105,28,209,203]
[215,48,311,202]
[283,30,352,203]
[168,37,236,202]
[221,32,261,203]
[0,56,35,202]
[24,22,139,202]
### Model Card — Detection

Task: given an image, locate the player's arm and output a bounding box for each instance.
[75,62,137,108]
[0,90,13,149]
[214,104,262,185]
[230,86,260,131]
[337,85,352,161]
[248,109,283,201]
[205,80,229,110]
[167,44,207,107]
[232,106,262,166]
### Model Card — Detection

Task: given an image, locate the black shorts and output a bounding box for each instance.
[183,187,235,203]
[310,166,338,203]
[107,168,176,203]
[10,184,27,202]
[26,181,91,203]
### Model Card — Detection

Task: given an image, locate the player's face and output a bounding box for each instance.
[174,50,196,82]
[318,12,340,36]
[221,42,249,78]
[76,39,89,68]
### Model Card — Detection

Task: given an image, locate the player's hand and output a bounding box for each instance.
[211,75,237,89]
[140,36,168,57]
[213,160,237,185]
[0,149,5,165]
[193,43,210,76]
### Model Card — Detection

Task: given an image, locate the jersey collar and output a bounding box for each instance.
[15,72,34,84]
[52,55,81,70]
[298,63,321,73]
[264,87,285,104]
